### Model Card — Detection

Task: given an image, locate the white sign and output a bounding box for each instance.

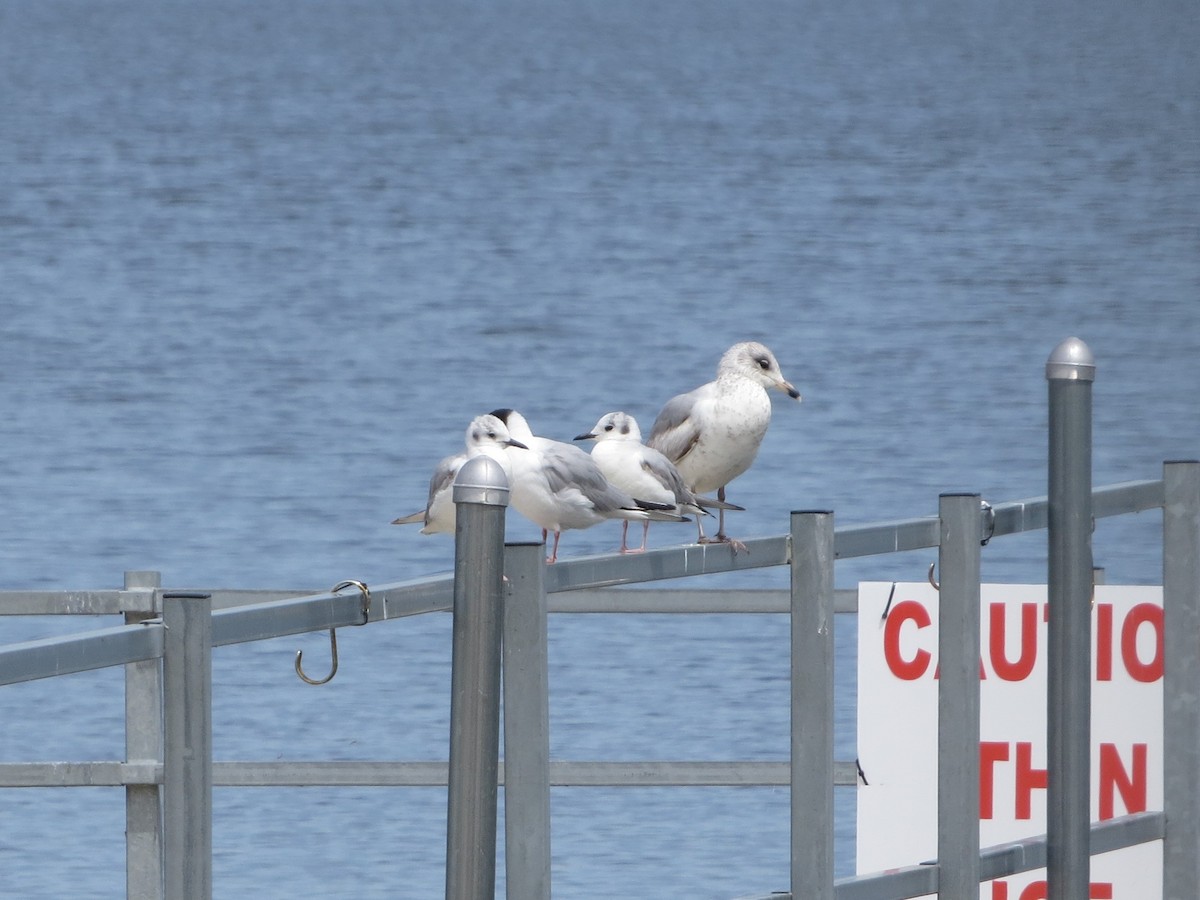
[857,583,1163,899]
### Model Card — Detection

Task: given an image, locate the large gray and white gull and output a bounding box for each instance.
[490,408,685,562]
[574,411,741,552]
[646,341,801,550]
[391,413,527,534]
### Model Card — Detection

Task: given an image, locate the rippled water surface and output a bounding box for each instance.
[1,0,1197,896]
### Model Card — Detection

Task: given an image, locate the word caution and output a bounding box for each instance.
[882,600,1162,683]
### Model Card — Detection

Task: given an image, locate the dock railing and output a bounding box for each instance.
[1,337,1197,900]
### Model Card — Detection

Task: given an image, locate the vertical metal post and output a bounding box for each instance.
[125,570,164,900]
[502,542,551,900]
[937,494,982,899]
[790,510,835,900]
[1045,337,1095,899]
[446,456,509,900]
[162,591,213,900]
[1163,460,1200,899]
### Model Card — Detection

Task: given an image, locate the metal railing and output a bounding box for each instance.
[0,337,1197,900]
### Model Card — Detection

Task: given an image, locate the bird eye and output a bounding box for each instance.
[604,424,614,431]
[756,356,770,370]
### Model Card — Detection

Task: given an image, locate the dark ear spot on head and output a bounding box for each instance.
[620,423,631,435]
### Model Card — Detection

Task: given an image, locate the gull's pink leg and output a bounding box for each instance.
[621,519,648,554]
[711,486,747,554]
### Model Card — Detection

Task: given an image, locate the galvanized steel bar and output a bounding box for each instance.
[833,516,940,560]
[0,622,165,687]
[1163,459,1200,899]
[832,861,939,900]
[502,543,552,900]
[0,761,158,786]
[0,589,138,615]
[543,535,790,592]
[936,494,982,899]
[162,592,213,900]
[976,811,1166,882]
[790,511,835,900]
[0,758,863,787]
[828,812,1166,900]
[546,587,859,614]
[1045,337,1095,899]
[124,571,164,900]
[445,456,509,900]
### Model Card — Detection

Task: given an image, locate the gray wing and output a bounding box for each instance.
[392,451,463,525]
[541,440,638,513]
[424,452,465,522]
[640,446,693,503]
[647,385,708,465]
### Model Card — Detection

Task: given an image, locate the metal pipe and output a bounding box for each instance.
[124,570,164,900]
[502,542,552,900]
[1163,460,1200,899]
[1045,337,1095,899]
[790,510,835,899]
[162,591,214,900]
[445,456,509,900]
[937,493,982,898]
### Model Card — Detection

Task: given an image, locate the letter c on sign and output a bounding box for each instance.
[883,600,933,680]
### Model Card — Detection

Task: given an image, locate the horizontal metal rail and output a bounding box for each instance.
[0,622,164,686]
[0,479,1165,687]
[0,759,862,788]
[735,811,1166,900]
[0,481,1162,619]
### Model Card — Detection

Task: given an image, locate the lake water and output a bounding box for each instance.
[1,0,1197,897]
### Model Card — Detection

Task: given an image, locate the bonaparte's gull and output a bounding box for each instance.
[574,411,742,552]
[490,408,685,562]
[392,413,527,534]
[646,341,801,550]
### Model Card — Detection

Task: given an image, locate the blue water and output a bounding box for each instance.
[1,0,1197,896]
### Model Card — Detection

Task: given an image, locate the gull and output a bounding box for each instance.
[646,341,801,551]
[391,413,527,534]
[574,411,742,552]
[489,408,685,562]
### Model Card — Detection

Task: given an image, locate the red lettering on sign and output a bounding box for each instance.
[990,602,1039,681]
[1121,603,1163,683]
[1099,742,1148,820]
[1096,603,1114,681]
[883,600,932,680]
[1015,742,1047,820]
[979,741,1010,820]
[993,882,1112,900]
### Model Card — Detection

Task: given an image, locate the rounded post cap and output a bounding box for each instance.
[1045,337,1095,382]
[453,455,511,507]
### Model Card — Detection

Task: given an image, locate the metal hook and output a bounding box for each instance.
[928,562,940,591]
[294,580,371,686]
[331,579,372,624]
[295,629,338,685]
[880,582,898,621]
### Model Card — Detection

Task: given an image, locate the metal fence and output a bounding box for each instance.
[1,337,1197,900]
